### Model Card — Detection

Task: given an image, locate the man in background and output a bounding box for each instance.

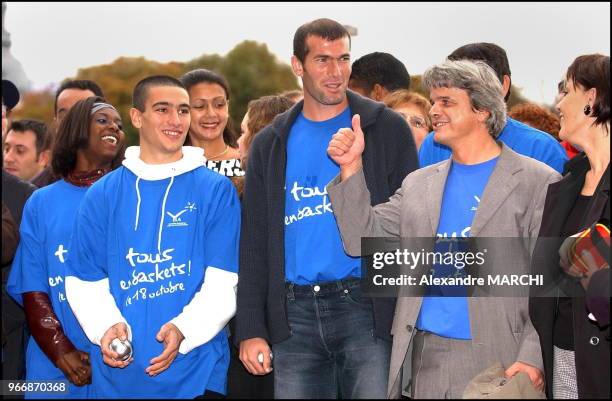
[349,52,411,101]
[419,42,568,173]
[4,120,51,181]
[2,78,36,384]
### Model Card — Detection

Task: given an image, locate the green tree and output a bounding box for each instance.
[11,90,55,128]
[183,54,223,74]
[11,41,300,147]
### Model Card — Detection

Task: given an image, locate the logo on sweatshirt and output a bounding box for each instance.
[54,244,68,263]
[166,202,197,227]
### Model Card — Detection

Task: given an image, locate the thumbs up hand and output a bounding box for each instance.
[327,114,365,180]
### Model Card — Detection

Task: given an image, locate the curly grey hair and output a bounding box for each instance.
[422,59,507,137]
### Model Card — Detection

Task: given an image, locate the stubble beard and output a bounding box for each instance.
[307,85,345,106]
[302,74,346,107]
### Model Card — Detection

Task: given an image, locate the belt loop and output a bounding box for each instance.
[286,282,295,300]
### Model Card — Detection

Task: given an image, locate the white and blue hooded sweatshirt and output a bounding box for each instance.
[65,146,240,398]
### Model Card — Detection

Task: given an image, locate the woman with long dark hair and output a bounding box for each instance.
[7,96,126,398]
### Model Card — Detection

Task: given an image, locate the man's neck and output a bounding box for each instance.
[301,97,349,122]
[139,147,183,165]
[450,132,501,165]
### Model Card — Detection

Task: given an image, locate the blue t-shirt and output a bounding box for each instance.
[7,180,92,399]
[284,107,360,284]
[65,165,240,398]
[416,157,498,339]
[419,117,567,173]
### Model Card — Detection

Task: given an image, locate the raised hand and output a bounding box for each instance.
[327,114,365,180]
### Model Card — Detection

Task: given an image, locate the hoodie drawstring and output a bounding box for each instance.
[158,176,174,253]
[134,177,142,231]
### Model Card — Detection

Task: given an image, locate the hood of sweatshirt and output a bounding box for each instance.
[122,146,206,180]
[121,145,206,252]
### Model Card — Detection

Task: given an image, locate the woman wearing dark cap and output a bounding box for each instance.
[530,54,610,399]
[7,96,125,398]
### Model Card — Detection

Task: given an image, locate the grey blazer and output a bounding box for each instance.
[327,144,561,398]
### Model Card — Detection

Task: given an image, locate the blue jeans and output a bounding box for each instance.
[272,278,391,399]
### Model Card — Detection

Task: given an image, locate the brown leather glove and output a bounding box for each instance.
[23,292,91,386]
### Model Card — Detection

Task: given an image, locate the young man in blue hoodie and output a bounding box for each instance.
[65,76,241,398]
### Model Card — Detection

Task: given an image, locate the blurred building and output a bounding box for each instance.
[2,2,31,93]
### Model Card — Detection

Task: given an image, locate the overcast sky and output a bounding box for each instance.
[4,2,610,105]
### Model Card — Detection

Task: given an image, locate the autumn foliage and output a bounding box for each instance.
[12,40,300,146]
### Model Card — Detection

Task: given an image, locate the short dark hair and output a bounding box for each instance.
[448,42,511,102]
[54,80,104,114]
[132,75,185,112]
[350,52,410,93]
[52,96,125,177]
[179,69,237,148]
[293,18,351,63]
[9,119,51,155]
[566,53,610,130]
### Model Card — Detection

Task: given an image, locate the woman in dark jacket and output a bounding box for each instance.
[530,54,610,399]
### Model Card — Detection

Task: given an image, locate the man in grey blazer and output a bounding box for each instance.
[326,59,561,398]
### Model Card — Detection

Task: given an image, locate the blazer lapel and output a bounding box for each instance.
[582,165,610,227]
[470,145,520,236]
[425,161,451,234]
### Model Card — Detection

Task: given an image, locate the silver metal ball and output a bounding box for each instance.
[109,338,133,361]
[257,351,273,364]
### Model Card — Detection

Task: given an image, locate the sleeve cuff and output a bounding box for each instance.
[170,267,237,354]
[65,276,131,346]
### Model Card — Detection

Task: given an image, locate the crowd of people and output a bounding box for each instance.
[1,17,609,400]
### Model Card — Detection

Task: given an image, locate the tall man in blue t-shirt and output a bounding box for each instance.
[327,59,558,398]
[235,18,418,398]
[419,42,568,173]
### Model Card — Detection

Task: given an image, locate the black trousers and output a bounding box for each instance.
[2,285,27,399]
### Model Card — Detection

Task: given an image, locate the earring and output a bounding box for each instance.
[584,104,592,115]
